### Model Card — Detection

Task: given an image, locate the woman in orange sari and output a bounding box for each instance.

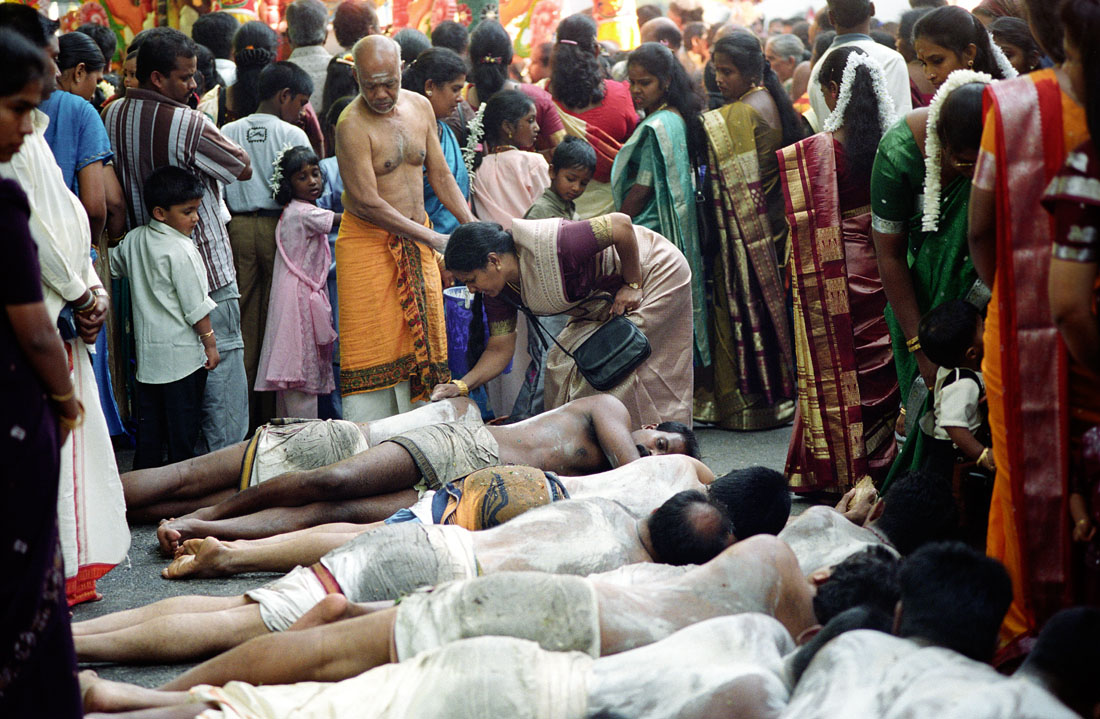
[779,47,900,494]
[548,14,637,219]
[968,0,1092,662]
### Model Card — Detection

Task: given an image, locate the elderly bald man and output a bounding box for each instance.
[335,36,474,422]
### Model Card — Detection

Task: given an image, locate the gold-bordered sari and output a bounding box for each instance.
[694,100,795,430]
[779,133,899,493]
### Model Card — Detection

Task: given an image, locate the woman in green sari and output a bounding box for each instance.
[693,32,804,430]
[872,7,1013,485]
[612,42,709,367]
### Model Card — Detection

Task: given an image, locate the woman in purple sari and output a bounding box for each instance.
[0,28,85,717]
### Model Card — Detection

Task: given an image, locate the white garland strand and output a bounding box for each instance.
[269,143,297,201]
[462,103,487,181]
[922,69,993,232]
[987,30,1019,81]
[822,52,897,136]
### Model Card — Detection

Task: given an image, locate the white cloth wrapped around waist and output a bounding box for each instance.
[191,635,591,719]
[323,522,478,602]
[247,419,368,488]
[393,571,601,661]
[246,523,479,632]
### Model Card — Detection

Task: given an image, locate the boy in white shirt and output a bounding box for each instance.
[112,167,220,469]
[917,299,996,484]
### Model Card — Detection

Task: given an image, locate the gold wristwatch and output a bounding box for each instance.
[625,281,640,290]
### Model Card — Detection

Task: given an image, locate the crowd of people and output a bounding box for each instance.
[2,0,1100,716]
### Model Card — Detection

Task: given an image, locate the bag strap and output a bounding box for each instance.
[501,293,577,362]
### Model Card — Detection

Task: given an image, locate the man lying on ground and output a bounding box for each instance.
[83,546,1096,719]
[779,541,1024,719]
[778,469,958,574]
[74,469,790,664]
[153,394,698,551]
[161,457,781,579]
[81,538,897,715]
[122,397,483,522]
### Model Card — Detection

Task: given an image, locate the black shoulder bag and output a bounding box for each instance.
[503,294,651,392]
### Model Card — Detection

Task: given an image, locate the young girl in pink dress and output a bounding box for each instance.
[255,146,341,418]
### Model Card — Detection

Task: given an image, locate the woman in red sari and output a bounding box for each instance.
[968,0,1093,662]
[779,46,900,494]
[548,14,637,219]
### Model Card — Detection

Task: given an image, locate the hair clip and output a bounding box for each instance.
[558,39,578,46]
[244,45,255,51]
[337,53,355,67]
[480,55,503,64]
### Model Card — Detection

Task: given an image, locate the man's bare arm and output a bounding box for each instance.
[336,102,447,248]
[591,398,643,468]
[423,99,474,227]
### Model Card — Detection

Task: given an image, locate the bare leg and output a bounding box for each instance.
[122,441,249,517]
[201,521,376,548]
[157,491,415,554]
[82,671,197,715]
[72,594,248,636]
[86,707,209,719]
[75,601,268,663]
[163,527,371,579]
[169,442,421,524]
[132,489,239,525]
[161,600,398,690]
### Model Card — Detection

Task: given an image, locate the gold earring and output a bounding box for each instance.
[426,90,433,96]
[967,59,974,68]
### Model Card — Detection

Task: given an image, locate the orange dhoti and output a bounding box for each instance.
[335,213,450,402]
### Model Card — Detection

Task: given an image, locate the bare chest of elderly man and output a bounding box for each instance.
[363,100,429,178]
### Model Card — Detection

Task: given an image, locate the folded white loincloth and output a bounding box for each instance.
[241,419,369,489]
[393,571,601,661]
[246,523,479,632]
[191,636,591,719]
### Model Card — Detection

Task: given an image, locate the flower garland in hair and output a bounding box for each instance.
[269,144,296,200]
[462,101,487,179]
[986,30,1019,81]
[921,69,993,231]
[822,51,897,135]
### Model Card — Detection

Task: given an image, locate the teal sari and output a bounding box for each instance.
[425,121,469,236]
[871,118,988,486]
[611,110,710,366]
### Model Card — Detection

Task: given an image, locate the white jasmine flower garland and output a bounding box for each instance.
[987,30,1019,83]
[269,144,296,200]
[921,70,993,232]
[822,52,897,135]
[463,102,487,179]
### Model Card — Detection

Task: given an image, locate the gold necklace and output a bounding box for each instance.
[491,145,520,154]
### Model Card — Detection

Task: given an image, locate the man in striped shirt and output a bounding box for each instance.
[105,28,253,452]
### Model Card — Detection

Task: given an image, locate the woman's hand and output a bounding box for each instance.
[611,285,643,316]
[75,293,109,345]
[431,382,463,401]
[1074,518,1096,543]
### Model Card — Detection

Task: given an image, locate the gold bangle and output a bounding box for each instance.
[59,400,85,431]
[978,447,992,467]
[906,336,921,353]
[199,330,215,340]
[451,379,469,396]
[898,407,907,416]
[50,389,75,402]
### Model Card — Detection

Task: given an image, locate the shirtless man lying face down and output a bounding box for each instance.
[81,541,898,715]
[121,397,484,522]
[161,457,786,580]
[74,462,792,664]
[84,615,801,719]
[151,394,698,552]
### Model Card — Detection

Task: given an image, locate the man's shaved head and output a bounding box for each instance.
[352,34,401,114]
